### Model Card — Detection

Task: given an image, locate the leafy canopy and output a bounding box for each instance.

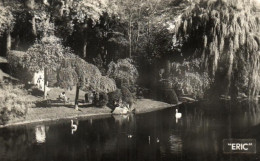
[0,6,14,35]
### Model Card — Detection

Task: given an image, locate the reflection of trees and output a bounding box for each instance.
[168,134,182,154]
[181,102,227,161]
[244,101,260,126]
[180,101,260,161]
[0,126,36,161]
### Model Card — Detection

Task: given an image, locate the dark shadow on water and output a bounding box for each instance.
[1,100,260,161]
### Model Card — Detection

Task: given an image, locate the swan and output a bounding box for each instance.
[156,138,160,143]
[71,120,77,134]
[128,134,133,138]
[175,109,182,119]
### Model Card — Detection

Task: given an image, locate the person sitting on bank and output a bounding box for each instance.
[59,92,69,103]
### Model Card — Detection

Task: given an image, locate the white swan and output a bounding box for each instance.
[71,120,77,135]
[175,109,182,118]
[128,134,133,138]
[156,138,160,143]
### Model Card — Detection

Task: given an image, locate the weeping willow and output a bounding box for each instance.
[174,0,260,99]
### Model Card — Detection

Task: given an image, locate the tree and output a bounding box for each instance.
[54,0,119,59]
[24,35,72,99]
[0,5,14,55]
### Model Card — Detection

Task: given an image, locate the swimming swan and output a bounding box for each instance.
[71,120,77,134]
[175,109,182,118]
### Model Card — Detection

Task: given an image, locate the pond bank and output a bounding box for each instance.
[0,99,177,128]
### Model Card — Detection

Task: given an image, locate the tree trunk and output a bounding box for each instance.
[25,0,36,37]
[74,84,80,110]
[6,30,11,55]
[165,60,171,79]
[147,20,151,55]
[83,40,87,58]
[32,15,37,37]
[129,18,132,58]
[43,68,47,99]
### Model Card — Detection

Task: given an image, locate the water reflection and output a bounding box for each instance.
[169,134,182,154]
[35,125,46,143]
[71,120,78,135]
[0,101,260,161]
[113,115,129,126]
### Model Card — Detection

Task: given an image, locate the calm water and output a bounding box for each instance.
[1,101,260,161]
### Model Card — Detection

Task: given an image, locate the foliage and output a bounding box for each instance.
[100,76,117,93]
[107,89,122,108]
[57,67,77,89]
[23,35,74,71]
[8,35,117,93]
[158,89,178,104]
[172,0,260,99]
[70,0,118,25]
[121,86,134,107]
[96,92,108,107]
[35,10,55,37]
[0,84,35,125]
[107,58,139,87]
[61,57,116,93]
[107,86,135,108]
[7,51,33,83]
[170,59,211,99]
[0,6,14,36]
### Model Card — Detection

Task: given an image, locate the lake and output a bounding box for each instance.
[1,100,260,161]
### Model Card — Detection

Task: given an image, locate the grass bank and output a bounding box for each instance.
[0,99,176,128]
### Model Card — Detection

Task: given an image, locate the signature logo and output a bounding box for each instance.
[223,139,256,154]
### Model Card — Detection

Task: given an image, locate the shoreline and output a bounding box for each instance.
[0,99,179,128]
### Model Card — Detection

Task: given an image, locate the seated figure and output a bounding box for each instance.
[59,92,69,103]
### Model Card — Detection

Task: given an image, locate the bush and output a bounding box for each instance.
[0,85,35,125]
[57,67,78,89]
[170,59,211,99]
[107,58,139,88]
[159,89,178,104]
[96,92,108,107]
[108,89,122,108]
[121,86,134,107]
[99,76,117,93]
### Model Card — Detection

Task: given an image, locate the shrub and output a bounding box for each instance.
[159,89,179,104]
[107,58,139,88]
[121,86,134,107]
[99,76,117,93]
[170,59,211,99]
[0,85,35,125]
[96,92,108,107]
[61,58,117,93]
[57,67,78,89]
[108,89,122,108]
[0,6,14,36]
